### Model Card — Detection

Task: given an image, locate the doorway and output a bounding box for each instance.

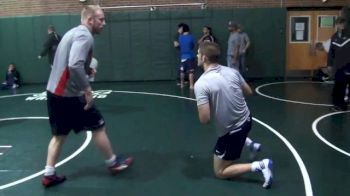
[286,10,340,77]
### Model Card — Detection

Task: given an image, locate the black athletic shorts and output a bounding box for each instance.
[47,91,105,135]
[180,59,195,74]
[214,115,252,161]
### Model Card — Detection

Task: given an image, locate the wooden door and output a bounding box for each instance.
[286,10,340,73]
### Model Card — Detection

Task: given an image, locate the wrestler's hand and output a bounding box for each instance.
[84,88,94,111]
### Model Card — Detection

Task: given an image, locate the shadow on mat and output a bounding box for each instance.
[67,151,213,182]
[98,104,145,114]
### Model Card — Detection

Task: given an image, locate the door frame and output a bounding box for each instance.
[288,15,311,44]
[285,8,341,78]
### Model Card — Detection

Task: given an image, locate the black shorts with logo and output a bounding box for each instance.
[180,59,195,74]
[214,115,252,161]
[47,91,105,135]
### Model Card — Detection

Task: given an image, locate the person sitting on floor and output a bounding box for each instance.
[1,63,21,89]
[314,41,332,82]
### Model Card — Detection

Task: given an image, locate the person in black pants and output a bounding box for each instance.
[332,63,350,111]
[328,17,350,111]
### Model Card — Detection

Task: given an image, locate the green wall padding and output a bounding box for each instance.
[347,8,350,27]
[0,8,286,83]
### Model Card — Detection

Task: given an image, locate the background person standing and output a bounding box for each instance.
[38,25,61,67]
[328,16,350,111]
[238,24,251,75]
[227,21,241,71]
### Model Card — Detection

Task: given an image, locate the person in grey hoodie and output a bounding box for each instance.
[42,5,133,188]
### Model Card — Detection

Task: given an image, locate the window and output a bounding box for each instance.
[290,16,310,43]
[318,15,336,28]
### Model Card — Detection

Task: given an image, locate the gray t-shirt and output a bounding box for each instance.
[239,32,250,53]
[194,65,250,137]
[47,25,93,97]
[227,32,242,56]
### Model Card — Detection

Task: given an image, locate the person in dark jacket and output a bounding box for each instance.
[328,16,350,111]
[1,63,20,89]
[38,25,61,67]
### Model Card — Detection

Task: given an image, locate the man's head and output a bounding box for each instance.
[178,23,190,34]
[48,25,55,34]
[81,5,106,35]
[228,21,239,32]
[315,42,325,51]
[335,16,346,31]
[197,42,221,67]
[203,26,212,35]
[8,63,16,71]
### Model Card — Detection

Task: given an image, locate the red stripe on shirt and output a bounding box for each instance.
[54,67,70,96]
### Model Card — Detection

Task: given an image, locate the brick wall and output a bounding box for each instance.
[0,0,348,17]
[210,0,347,8]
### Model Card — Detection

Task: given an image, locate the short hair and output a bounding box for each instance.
[199,42,221,63]
[48,25,55,31]
[81,5,101,21]
[204,26,212,35]
[178,23,185,28]
[335,16,346,24]
[179,23,190,32]
[228,21,239,30]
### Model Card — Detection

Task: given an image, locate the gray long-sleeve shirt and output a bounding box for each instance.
[47,25,93,97]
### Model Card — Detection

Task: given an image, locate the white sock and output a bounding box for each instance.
[44,166,55,176]
[105,154,116,167]
[245,137,253,147]
[251,161,262,172]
